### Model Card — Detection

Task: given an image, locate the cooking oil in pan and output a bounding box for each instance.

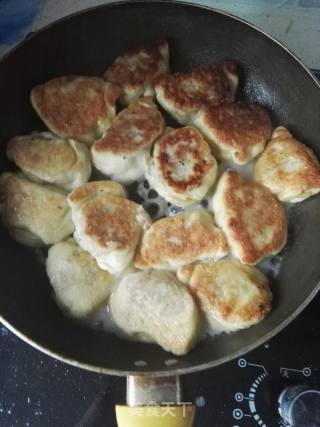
[28,155,290,345]
[83,156,289,344]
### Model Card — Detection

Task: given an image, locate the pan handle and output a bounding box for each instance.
[115,405,195,427]
[115,375,195,427]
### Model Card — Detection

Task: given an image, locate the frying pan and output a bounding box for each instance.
[1,1,320,425]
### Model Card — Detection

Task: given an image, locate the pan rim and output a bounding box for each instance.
[1,0,320,377]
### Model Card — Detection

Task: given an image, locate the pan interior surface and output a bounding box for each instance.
[0,1,320,376]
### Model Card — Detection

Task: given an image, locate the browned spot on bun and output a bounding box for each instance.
[93,97,164,154]
[255,126,320,202]
[7,135,76,175]
[68,180,150,274]
[82,195,140,250]
[157,63,235,108]
[195,102,272,164]
[155,62,238,124]
[180,260,272,330]
[68,181,126,205]
[155,127,216,192]
[105,40,168,86]
[104,40,169,105]
[134,210,228,269]
[31,76,120,143]
[213,171,287,264]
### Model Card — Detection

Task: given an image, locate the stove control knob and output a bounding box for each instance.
[278,385,320,426]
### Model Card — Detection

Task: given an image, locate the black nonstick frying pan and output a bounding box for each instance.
[0,0,320,424]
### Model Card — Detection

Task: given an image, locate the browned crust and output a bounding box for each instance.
[82,195,139,249]
[256,127,320,191]
[155,127,216,193]
[196,282,271,323]
[201,102,272,161]
[189,261,272,324]
[221,171,286,264]
[6,135,77,175]
[155,62,238,112]
[31,76,120,139]
[68,181,126,205]
[104,40,168,89]
[93,97,164,154]
[134,211,227,268]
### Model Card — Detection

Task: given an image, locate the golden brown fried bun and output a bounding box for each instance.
[91,97,164,183]
[47,238,114,319]
[68,182,150,274]
[31,76,120,144]
[155,62,238,125]
[194,102,272,164]
[134,210,228,270]
[177,260,272,332]
[145,127,218,206]
[104,40,169,105]
[213,171,287,264]
[68,180,126,208]
[6,132,91,191]
[110,270,199,355]
[255,126,320,203]
[0,173,74,246]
